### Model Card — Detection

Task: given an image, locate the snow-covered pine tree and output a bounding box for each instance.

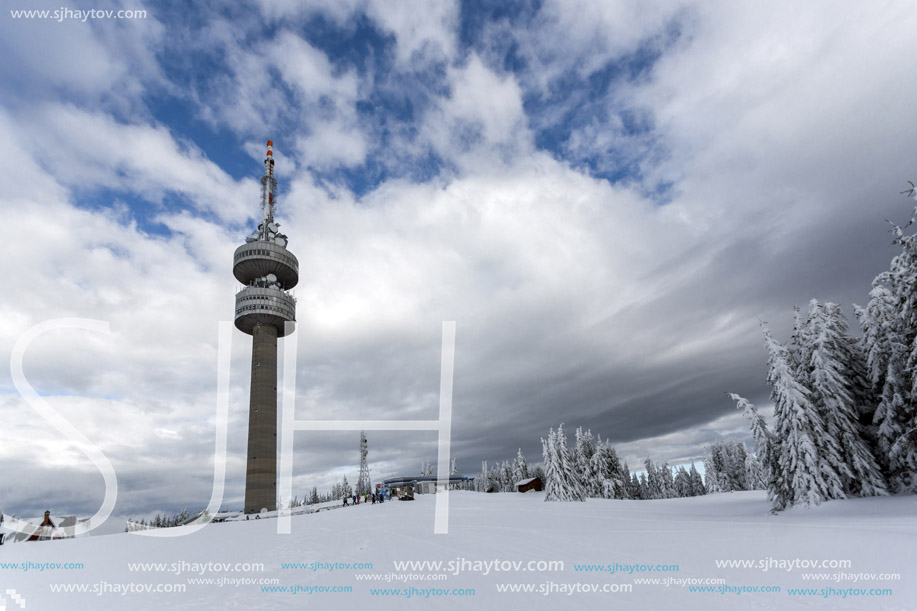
[729,441,750,491]
[623,461,639,499]
[729,393,781,503]
[806,301,887,497]
[590,440,623,499]
[542,425,586,501]
[574,427,597,497]
[857,204,917,492]
[765,326,840,508]
[644,458,663,499]
[710,443,732,492]
[611,450,630,499]
[659,463,677,498]
[490,463,505,492]
[703,449,721,494]
[688,463,705,496]
[891,208,917,490]
[856,280,906,471]
[745,452,766,490]
[541,428,561,501]
[502,460,514,492]
[674,466,691,497]
[512,448,529,486]
[590,441,610,497]
[557,424,586,501]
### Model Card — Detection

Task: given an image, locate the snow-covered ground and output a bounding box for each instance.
[1,491,915,610]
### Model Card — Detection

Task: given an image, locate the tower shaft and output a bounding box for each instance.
[243,323,279,514]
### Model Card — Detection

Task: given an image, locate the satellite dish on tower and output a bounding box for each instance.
[266,274,277,284]
[268,222,278,233]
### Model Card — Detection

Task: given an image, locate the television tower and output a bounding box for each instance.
[356,431,370,496]
[233,140,298,514]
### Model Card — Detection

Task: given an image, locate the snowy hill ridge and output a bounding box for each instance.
[1,491,914,610]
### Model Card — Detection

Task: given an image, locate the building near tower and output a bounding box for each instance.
[233,140,298,514]
[0,511,91,543]
[381,475,475,498]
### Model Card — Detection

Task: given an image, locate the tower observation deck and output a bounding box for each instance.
[235,140,298,514]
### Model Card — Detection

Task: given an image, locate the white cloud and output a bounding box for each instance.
[12,104,253,224]
[419,54,532,170]
[0,0,166,111]
[366,0,459,65]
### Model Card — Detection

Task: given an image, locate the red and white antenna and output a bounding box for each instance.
[260,139,278,235]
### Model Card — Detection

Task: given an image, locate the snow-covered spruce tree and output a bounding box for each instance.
[644,458,663,499]
[785,305,850,497]
[512,448,529,485]
[706,442,733,491]
[541,428,561,500]
[729,393,781,503]
[612,451,631,499]
[765,326,842,508]
[805,301,887,497]
[730,441,751,491]
[703,449,722,494]
[590,440,611,498]
[592,440,628,499]
[622,461,634,497]
[674,466,691,497]
[856,205,917,492]
[688,463,706,496]
[557,425,586,501]
[856,280,907,472]
[488,464,501,491]
[660,463,677,498]
[745,452,766,490]
[542,425,586,501]
[623,469,636,498]
[574,427,598,497]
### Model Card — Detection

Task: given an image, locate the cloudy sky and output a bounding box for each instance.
[2,0,917,523]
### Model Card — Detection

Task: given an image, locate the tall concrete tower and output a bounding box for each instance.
[233,140,298,514]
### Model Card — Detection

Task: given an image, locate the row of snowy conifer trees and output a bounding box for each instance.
[535,426,765,501]
[731,202,917,511]
[473,426,765,501]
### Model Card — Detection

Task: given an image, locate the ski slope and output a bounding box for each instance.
[1,491,915,610]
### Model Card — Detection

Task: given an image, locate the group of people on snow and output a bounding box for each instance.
[342,491,384,507]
